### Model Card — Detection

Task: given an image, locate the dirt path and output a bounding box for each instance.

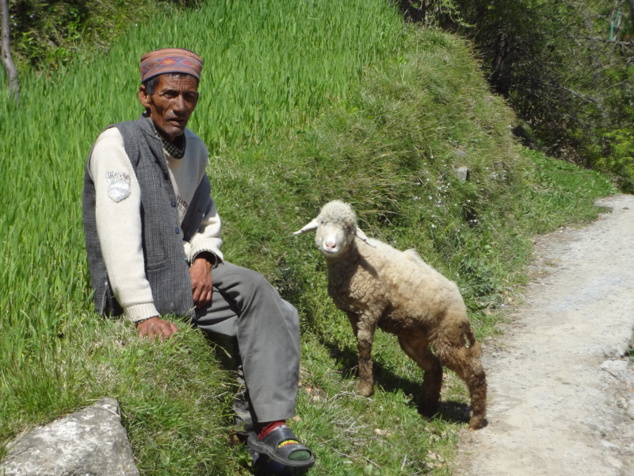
[455,194,634,476]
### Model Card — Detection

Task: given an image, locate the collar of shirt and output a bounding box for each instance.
[161,133,186,159]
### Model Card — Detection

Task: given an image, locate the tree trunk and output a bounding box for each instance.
[490,33,510,96]
[628,0,634,32]
[1,0,20,102]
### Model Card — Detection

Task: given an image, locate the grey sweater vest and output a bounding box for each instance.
[83,116,209,318]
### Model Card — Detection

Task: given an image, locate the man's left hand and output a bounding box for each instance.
[190,255,213,308]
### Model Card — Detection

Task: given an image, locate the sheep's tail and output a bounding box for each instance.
[465,324,482,357]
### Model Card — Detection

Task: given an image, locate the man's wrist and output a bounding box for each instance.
[134,316,158,326]
[193,251,217,267]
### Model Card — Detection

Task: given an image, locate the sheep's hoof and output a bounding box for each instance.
[357,382,374,397]
[468,416,486,430]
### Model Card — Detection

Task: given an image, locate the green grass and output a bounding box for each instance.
[0,0,617,474]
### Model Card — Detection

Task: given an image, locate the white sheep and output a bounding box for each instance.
[294,200,487,429]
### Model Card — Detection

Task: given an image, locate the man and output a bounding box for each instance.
[82,48,314,469]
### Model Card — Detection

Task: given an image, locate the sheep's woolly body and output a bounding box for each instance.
[315,201,465,334]
[297,200,487,429]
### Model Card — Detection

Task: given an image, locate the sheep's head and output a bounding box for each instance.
[294,200,363,259]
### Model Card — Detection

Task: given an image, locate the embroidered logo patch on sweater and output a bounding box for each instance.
[106,171,131,202]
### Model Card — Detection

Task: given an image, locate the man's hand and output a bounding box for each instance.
[136,317,178,341]
[190,254,213,308]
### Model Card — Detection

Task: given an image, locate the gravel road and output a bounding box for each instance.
[455,194,634,476]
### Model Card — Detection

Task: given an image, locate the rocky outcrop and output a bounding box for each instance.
[0,398,139,476]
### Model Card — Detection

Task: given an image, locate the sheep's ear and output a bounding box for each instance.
[355,227,376,247]
[293,218,319,235]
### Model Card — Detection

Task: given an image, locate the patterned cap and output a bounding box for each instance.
[139,48,203,83]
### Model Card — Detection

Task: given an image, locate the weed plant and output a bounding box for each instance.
[0,1,616,474]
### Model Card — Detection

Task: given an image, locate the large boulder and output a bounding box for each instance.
[0,398,139,476]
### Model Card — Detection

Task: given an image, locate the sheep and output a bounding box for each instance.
[294,200,487,429]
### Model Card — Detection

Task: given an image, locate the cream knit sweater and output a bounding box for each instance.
[88,126,223,323]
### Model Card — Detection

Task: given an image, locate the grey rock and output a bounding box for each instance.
[455,166,470,182]
[600,358,629,379]
[0,398,139,476]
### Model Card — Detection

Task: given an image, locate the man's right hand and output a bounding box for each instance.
[136,317,178,341]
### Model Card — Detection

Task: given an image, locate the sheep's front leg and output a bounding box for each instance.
[355,317,377,397]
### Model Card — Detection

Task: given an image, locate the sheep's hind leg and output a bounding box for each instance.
[435,338,487,430]
[398,336,442,419]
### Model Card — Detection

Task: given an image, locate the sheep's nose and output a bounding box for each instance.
[324,240,336,250]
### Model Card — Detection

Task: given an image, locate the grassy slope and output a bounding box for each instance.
[0,1,616,475]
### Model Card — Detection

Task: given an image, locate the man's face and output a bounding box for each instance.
[138,74,200,142]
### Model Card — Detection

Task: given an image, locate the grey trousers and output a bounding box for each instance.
[192,261,300,423]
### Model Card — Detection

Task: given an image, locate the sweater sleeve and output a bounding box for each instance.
[89,128,159,323]
[188,193,224,264]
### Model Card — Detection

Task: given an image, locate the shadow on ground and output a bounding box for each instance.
[322,340,475,426]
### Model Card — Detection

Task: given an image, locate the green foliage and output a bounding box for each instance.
[4,0,201,71]
[443,0,634,191]
[517,149,616,231]
[393,0,464,25]
[596,127,634,192]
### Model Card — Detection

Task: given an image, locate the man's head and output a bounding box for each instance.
[138,48,203,142]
